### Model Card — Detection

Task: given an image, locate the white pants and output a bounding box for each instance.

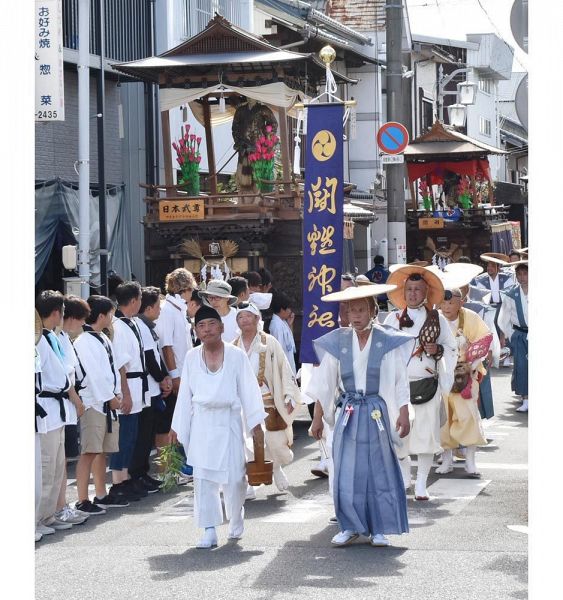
[35,433,43,524]
[194,476,247,529]
[38,426,66,523]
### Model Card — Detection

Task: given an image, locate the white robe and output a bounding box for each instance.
[171,344,267,484]
[220,307,240,343]
[58,331,79,425]
[498,286,528,341]
[73,330,121,414]
[384,307,457,455]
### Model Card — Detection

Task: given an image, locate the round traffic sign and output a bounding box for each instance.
[377,121,409,155]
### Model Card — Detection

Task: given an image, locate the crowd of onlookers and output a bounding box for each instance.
[34,267,298,542]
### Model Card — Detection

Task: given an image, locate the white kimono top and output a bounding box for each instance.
[36,333,71,432]
[171,344,267,484]
[154,294,192,373]
[58,330,79,425]
[498,285,528,342]
[221,307,239,343]
[112,316,145,415]
[73,329,121,414]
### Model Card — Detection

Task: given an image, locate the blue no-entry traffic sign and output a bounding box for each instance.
[377,121,409,155]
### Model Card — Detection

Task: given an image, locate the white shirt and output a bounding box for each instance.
[136,317,162,399]
[36,333,71,432]
[112,316,145,415]
[268,314,297,375]
[155,294,192,373]
[35,347,47,434]
[74,329,121,414]
[489,275,501,303]
[58,330,79,425]
[221,307,239,343]
[498,286,528,341]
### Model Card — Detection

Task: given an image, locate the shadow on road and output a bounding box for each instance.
[147,541,265,581]
[252,526,407,591]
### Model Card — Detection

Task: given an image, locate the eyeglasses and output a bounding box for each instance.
[444,290,462,300]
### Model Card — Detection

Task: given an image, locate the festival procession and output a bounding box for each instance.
[33,1,529,598]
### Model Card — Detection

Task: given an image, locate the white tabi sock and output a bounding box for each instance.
[415,453,433,498]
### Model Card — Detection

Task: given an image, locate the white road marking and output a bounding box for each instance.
[421,478,491,515]
[507,525,528,534]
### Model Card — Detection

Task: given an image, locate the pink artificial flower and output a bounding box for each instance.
[186,124,191,132]
[172,142,179,152]
[190,134,196,141]
[266,124,272,133]
[196,156,202,163]
[196,136,202,145]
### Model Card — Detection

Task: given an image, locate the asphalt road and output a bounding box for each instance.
[36,367,527,600]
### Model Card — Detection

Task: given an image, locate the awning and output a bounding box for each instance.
[406,159,492,183]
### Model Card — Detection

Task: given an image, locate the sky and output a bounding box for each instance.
[405,0,528,73]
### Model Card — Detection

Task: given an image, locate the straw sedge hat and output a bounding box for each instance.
[388,260,428,273]
[321,283,397,303]
[386,265,445,309]
[426,263,483,290]
[480,252,510,266]
[199,279,238,306]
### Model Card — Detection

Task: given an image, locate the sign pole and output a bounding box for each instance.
[78,0,90,299]
[385,0,407,265]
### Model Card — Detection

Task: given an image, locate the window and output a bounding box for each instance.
[479,78,493,95]
[479,117,492,137]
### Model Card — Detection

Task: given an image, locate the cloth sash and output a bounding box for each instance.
[38,389,67,423]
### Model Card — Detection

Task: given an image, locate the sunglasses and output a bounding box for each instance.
[444,290,462,300]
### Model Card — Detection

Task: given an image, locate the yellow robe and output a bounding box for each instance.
[440,308,489,449]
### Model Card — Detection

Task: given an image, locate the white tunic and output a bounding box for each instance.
[35,347,47,434]
[498,286,528,341]
[73,330,121,414]
[268,314,297,375]
[384,307,457,455]
[221,307,239,343]
[111,317,144,415]
[36,334,70,432]
[58,331,79,425]
[154,294,192,373]
[171,344,267,484]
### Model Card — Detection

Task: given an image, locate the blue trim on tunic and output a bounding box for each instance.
[315,327,411,536]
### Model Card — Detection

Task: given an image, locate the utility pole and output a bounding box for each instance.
[385,0,406,264]
[78,0,90,299]
[96,0,108,296]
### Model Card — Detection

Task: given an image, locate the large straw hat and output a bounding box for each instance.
[386,265,445,309]
[480,252,510,266]
[35,309,43,346]
[388,260,429,273]
[427,263,483,290]
[321,283,397,303]
[199,279,238,306]
[511,259,528,268]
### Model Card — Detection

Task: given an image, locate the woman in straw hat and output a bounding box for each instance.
[498,260,528,412]
[306,283,414,547]
[383,265,457,501]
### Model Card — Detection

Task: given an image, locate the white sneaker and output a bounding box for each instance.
[516,399,528,413]
[370,534,391,547]
[273,466,289,491]
[436,449,454,474]
[43,517,73,530]
[36,523,55,536]
[245,485,257,500]
[35,531,43,542]
[311,458,329,478]
[228,508,244,540]
[331,530,359,546]
[196,527,218,549]
[55,505,88,525]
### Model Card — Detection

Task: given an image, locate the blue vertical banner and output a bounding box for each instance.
[300,103,344,364]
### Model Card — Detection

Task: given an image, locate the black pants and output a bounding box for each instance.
[128,405,155,479]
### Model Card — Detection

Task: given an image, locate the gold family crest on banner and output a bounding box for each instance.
[159,199,205,221]
[311,130,337,161]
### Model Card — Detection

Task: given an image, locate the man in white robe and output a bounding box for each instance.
[384,265,457,501]
[171,306,266,548]
[233,302,301,492]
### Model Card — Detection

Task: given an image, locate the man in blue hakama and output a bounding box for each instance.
[307,283,414,547]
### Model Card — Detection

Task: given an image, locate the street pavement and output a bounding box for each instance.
[36,367,527,600]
